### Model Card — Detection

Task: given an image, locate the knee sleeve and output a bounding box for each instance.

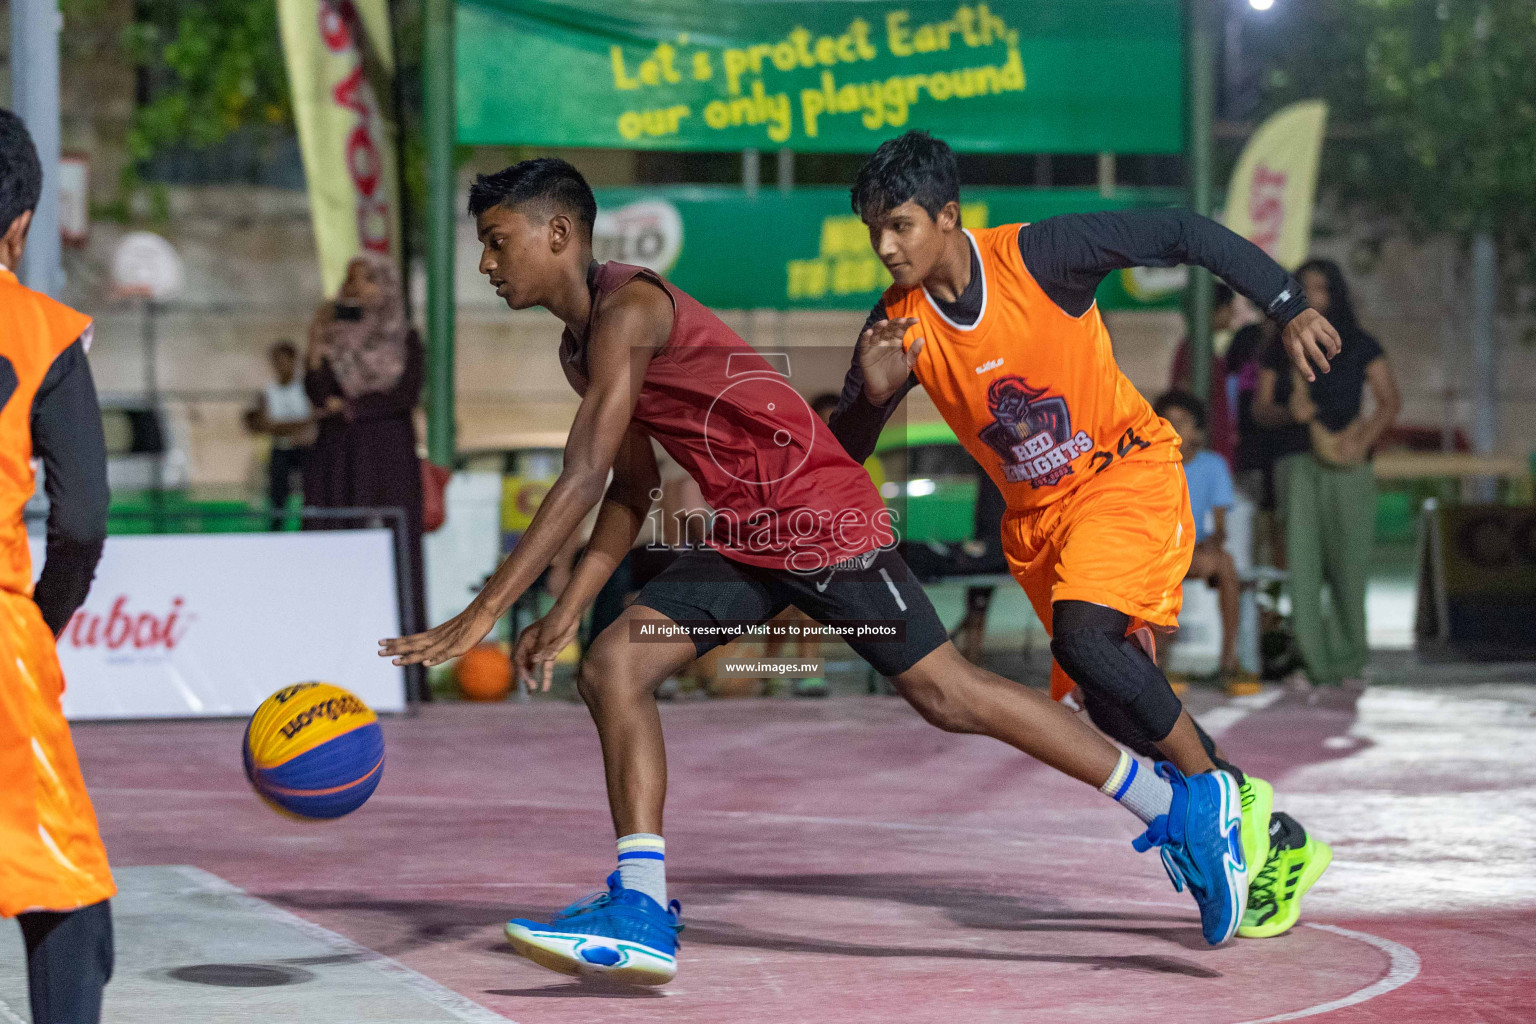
[1079,688,1162,760]
[1051,626,1183,742]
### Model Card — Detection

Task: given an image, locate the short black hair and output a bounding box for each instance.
[1154,389,1206,430]
[467,158,597,238]
[809,392,840,418]
[851,130,960,222]
[270,340,298,359]
[0,109,42,233]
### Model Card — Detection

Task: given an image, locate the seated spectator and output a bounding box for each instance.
[1155,390,1256,693]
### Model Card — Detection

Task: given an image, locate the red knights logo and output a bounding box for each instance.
[64,596,191,652]
[977,376,1093,488]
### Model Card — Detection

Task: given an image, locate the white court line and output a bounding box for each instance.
[1197,689,1285,737]
[169,866,514,1024]
[1230,923,1421,1024]
[1206,692,1424,1022]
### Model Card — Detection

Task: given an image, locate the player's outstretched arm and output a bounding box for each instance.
[380,282,673,667]
[514,425,659,691]
[1018,208,1341,380]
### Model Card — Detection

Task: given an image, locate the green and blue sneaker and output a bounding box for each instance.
[1239,774,1274,888]
[1238,812,1332,939]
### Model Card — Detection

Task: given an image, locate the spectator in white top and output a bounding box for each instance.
[246,340,315,528]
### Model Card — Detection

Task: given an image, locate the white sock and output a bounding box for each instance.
[617,833,667,906]
[1100,751,1173,825]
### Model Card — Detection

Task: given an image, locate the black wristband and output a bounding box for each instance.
[1266,277,1309,327]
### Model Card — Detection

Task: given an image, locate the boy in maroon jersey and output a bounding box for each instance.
[380,159,1250,984]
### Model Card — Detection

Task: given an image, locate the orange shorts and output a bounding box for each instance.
[1000,458,1195,701]
[0,591,115,917]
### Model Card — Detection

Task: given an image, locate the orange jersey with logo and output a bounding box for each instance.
[880,226,1180,514]
[0,268,114,916]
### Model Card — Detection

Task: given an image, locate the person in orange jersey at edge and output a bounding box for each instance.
[828,132,1344,936]
[0,110,115,1023]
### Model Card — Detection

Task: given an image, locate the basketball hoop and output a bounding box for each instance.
[111,231,184,302]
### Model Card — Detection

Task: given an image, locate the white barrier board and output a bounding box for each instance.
[30,530,406,720]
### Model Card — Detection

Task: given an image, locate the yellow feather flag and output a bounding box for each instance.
[1223,100,1328,272]
[278,0,401,296]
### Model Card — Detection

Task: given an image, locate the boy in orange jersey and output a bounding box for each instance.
[830,132,1340,938]
[0,110,116,1022]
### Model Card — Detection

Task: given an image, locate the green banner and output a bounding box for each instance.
[458,0,1184,153]
[589,185,1188,310]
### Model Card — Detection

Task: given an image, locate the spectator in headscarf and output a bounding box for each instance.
[304,254,426,634]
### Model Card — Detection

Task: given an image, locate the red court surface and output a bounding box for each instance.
[72,680,1536,1023]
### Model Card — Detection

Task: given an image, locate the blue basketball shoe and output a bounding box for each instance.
[1132,763,1249,946]
[504,872,682,985]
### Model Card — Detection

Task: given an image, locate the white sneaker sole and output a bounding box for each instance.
[1212,770,1251,945]
[503,921,677,986]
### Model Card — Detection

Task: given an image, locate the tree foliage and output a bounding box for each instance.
[1265,0,1536,296]
[123,0,292,165]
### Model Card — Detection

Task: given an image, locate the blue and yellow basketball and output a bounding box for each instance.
[242,683,385,819]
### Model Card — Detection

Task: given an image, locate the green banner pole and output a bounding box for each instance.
[424,0,456,467]
[1186,0,1216,402]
